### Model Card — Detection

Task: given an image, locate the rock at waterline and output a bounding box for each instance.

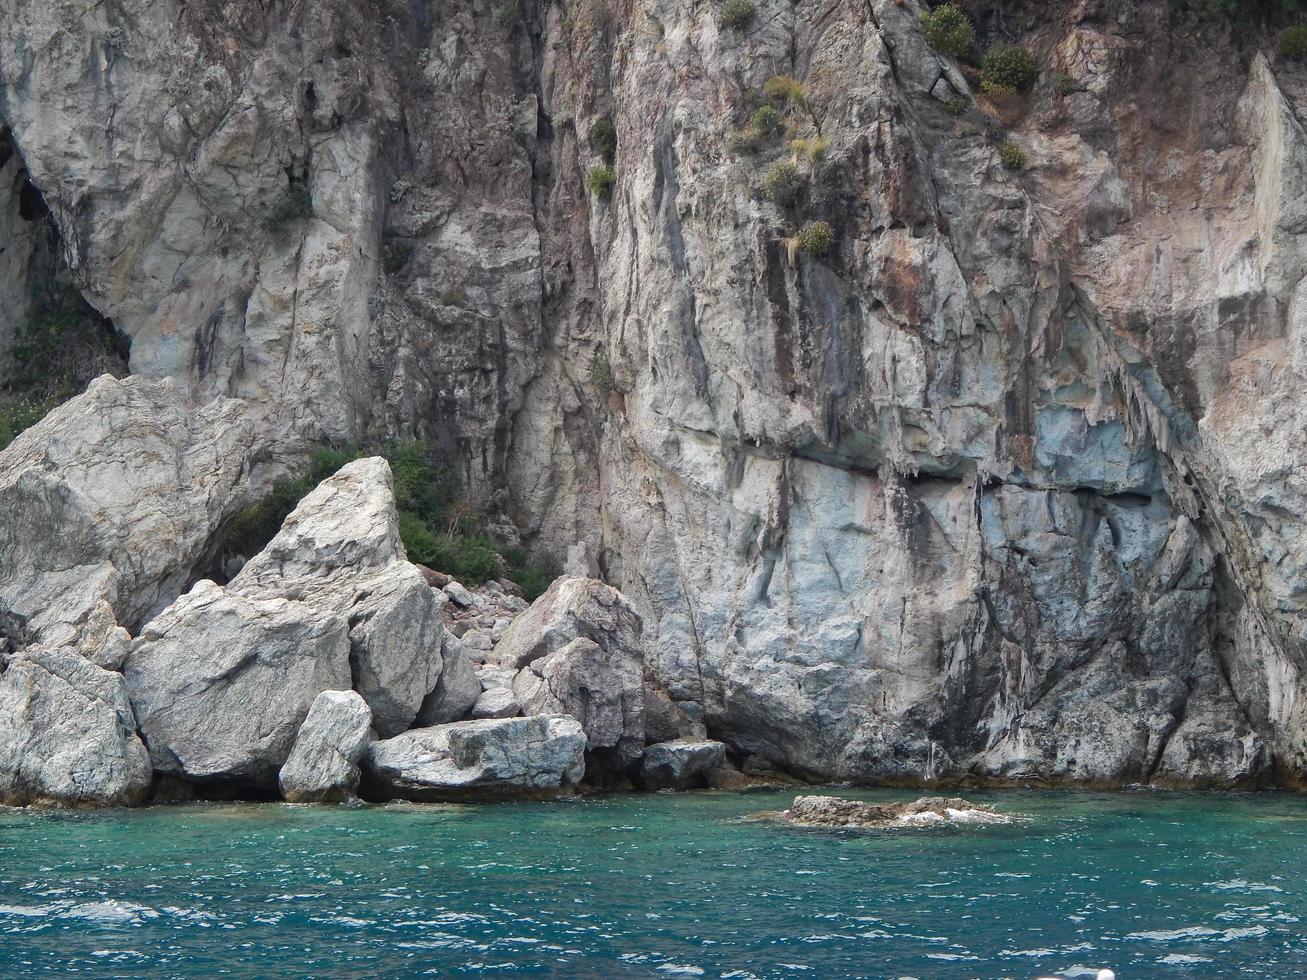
[361,714,587,801]
[638,739,727,790]
[278,690,373,804]
[764,795,1013,830]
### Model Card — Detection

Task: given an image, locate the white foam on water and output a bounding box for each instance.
[656,965,704,976]
[1159,954,1215,964]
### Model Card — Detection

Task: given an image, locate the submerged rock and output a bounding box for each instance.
[639,739,727,790]
[776,796,1011,830]
[496,577,642,671]
[124,581,352,789]
[230,458,444,738]
[362,715,587,801]
[514,637,645,774]
[279,690,373,804]
[0,646,152,806]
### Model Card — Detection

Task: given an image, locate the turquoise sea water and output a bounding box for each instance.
[1,788,1305,978]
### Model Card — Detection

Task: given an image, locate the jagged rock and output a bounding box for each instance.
[638,739,727,791]
[470,687,521,720]
[775,796,1011,830]
[362,715,587,801]
[415,637,481,726]
[278,690,373,804]
[644,685,699,745]
[443,581,479,608]
[496,577,642,671]
[123,581,352,788]
[0,646,152,806]
[514,637,644,772]
[230,458,444,738]
[0,375,255,663]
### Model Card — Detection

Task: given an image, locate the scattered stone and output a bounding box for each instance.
[470,687,521,719]
[514,637,644,772]
[0,646,152,807]
[639,739,727,790]
[362,715,587,800]
[775,796,1012,830]
[417,565,450,589]
[443,581,479,608]
[124,581,352,788]
[279,690,372,803]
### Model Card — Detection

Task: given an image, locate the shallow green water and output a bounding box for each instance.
[1,788,1304,978]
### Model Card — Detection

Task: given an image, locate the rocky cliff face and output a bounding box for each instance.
[4,0,1307,789]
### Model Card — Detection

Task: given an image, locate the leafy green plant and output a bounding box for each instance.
[763,162,802,206]
[981,45,1038,94]
[587,164,616,199]
[798,220,834,258]
[0,393,66,452]
[763,74,806,108]
[721,0,756,30]
[1284,24,1307,59]
[999,140,1026,170]
[589,349,614,396]
[751,104,784,137]
[590,117,618,165]
[920,4,974,58]
[944,96,969,116]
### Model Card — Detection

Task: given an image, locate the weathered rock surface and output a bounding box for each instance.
[231,458,444,738]
[0,376,255,664]
[7,0,1307,790]
[279,690,372,804]
[514,637,644,773]
[123,581,352,788]
[0,646,151,806]
[774,796,1012,831]
[362,715,587,801]
[469,687,521,720]
[415,637,481,727]
[496,577,642,671]
[639,740,727,791]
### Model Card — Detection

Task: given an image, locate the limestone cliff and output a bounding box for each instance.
[4,0,1307,788]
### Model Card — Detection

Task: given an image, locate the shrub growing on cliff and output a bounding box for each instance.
[0,393,65,452]
[1284,24,1307,60]
[750,104,784,137]
[763,162,803,206]
[590,117,618,165]
[587,164,616,199]
[798,220,834,257]
[920,4,973,58]
[981,45,1038,94]
[763,74,807,109]
[998,140,1026,170]
[263,184,313,233]
[721,0,756,30]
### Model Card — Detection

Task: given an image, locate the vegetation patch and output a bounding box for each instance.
[263,184,314,234]
[998,140,1026,170]
[721,0,756,30]
[920,4,974,58]
[590,117,618,165]
[587,164,616,199]
[1284,24,1307,59]
[798,220,834,258]
[225,440,558,600]
[981,45,1038,95]
[763,162,803,206]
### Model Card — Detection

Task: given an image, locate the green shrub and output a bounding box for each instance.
[589,349,614,396]
[721,0,756,30]
[0,393,66,452]
[944,96,969,116]
[590,117,618,165]
[920,4,973,58]
[587,164,616,199]
[263,184,313,233]
[1284,24,1307,59]
[981,45,1038,94]
[763,162,802,206]
[750,104,784,137]
[798,220,834,257]
[790,137,829,163]
[1052,71,1076,95]
[763,74,806,108]
[999,140,1025,170]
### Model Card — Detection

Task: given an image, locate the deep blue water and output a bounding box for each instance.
[1,788,1305,978]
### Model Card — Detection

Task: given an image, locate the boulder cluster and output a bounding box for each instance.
[0,425,729,806]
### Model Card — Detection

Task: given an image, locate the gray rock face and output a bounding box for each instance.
[123,581,352,788]
[231,458,444,737]
[639,740,727,791]
[469,687,521,720]
[279,690,373,804]
[362,715,587,801]
[496,577,642,671]
[0,376,255,664]
[0,646,152,806]
[415,637,481,727]
[514,637,644,773]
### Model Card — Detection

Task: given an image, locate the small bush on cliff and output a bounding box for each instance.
[1284,24,1307,59]
[590,117,618,165]
[0,393,66,452]
[763,74,807,109]
[721,0,756,30]
[263,184,313,234]
[798,220,834,257]
[921,4,973,58]
[981,45,1038,94]
[998,139,1026,170]
[763,162,803,206]
[587,164,616,199]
